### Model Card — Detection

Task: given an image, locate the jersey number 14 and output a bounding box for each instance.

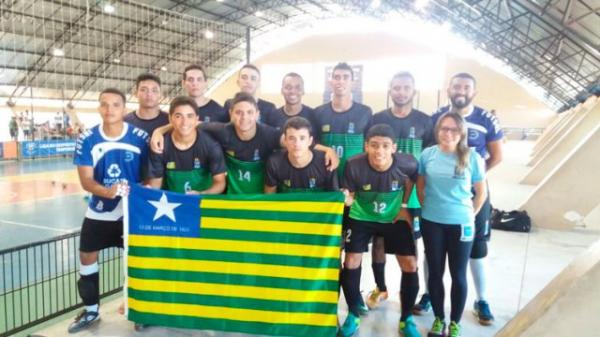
[238,170,251,182]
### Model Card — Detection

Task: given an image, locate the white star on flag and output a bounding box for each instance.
[148,193,181,222]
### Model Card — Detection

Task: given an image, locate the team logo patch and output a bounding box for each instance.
[166,161,176,169]
[362,184,371,191]
[409,127,416,139]
[96,200,104,211]
[468,129,478,140]
[453,166,466,179]
[391,180,399,191]
[322,124,330,132]
[253,149,260,161]
[348,122,355,134]
[309,178,316,189]
[284,179,291,187]
[194,158,201,169]
[124,151,134,162]
[107,164,121,178]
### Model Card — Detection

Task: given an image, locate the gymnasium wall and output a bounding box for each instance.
[211,32,555,129]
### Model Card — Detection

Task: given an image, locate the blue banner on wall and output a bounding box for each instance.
[21,140,76,158]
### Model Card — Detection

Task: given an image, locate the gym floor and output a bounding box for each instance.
[2,142,599,336]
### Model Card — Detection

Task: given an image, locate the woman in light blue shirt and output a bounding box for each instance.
[416,112,487,337]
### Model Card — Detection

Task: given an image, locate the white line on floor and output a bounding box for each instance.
[0,219,78,233]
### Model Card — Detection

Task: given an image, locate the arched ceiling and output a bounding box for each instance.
[1,0,598,110]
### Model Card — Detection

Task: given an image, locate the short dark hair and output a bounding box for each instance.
[365,123,396,142]
[283,116,313,136]
[183,64,206,80]
[169,96,199,115]
[332,62,354,80]
[229,92,257,111]
[135,73,161,89]
[282,72,304,86]
[390,71,415,86]
[99,88,126,104]
[239,64,261,77]
[450,72,476,87]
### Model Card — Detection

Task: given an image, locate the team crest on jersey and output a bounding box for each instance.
[226,150,235,157]
[194,158,201,169]
[309,178,316,188]
[107,164,121,178]
[96,201,104,211]
[409,127,416,139]
[391,180,399,191]
[124,151,134,162]
[284,179,291,187]
[166,161,176,169]
[468,129,478,140]
[348,122,355,134]
[253,149,260,161]
[362,184,371,191]
[453,166,466,179]
[322,124,331,132]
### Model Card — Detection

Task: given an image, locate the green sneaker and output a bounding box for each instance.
[339,312,360,337]
[448,321,461,337]
[399,315,421,337]
[356,301,369,315]
[427,317,446,337]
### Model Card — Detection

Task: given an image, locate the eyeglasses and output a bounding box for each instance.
[439,127,461,134]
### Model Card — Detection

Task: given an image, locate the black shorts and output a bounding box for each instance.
[344,218,416,256]
[80,217,123,252]
[474,192,491,242]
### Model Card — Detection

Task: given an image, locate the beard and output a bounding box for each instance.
[450,95,473,109]
[392,97,412,108]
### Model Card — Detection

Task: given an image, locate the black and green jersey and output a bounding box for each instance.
[371,108,433,208]
[201,122,281,194]
[265,149,339,193]
[342,153,418,223]
[124,110,169,135]
[264,105,315,130]
[197,99,228,123]
[147,130,226,193]
[312,102,373,177]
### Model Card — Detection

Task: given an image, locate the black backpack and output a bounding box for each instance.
[491,209,531,232]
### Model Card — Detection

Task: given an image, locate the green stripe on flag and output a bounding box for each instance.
[200,209,342,224]
[128,268,339,291]
[129,246,340,269]
[128,309,336,337]
[128,288,337,314]
[199,228,341,247]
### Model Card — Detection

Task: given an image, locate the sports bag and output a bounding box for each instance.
[491,209,531,232]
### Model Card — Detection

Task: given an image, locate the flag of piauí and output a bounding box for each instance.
[125,184,344,337]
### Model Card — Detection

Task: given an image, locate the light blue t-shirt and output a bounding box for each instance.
[419,146,485,225]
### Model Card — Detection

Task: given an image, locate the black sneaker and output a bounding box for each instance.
[473,300,494,325]
[67,310,100,333]
[412,293,432,316]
